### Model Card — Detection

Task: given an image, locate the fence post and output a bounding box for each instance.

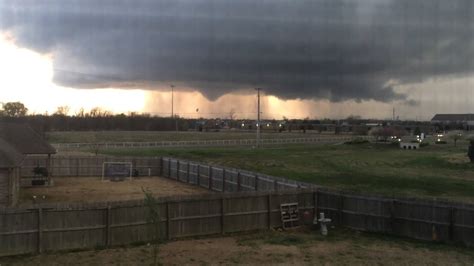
[187,162,190,183]
[267,194,272,229]
[255,175,259,191]
[449,207,456,242]
[159,157,163,177]
[237,172,241,192]
[209,166,213,191]
[37,208,43,254]
[176,160,180,181]
[168,159,171,178]
[222,169,226,192]
[339,194,344,225]
[106,205,111,246]
[390,200,395,233]
[221,197,225,234]
[313,189,318,222]
[197,165,201,187]
[76,157,80,177]
[166,202,171,240]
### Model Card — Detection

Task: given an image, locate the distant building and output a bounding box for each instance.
[0,138,23,207]
[0,123,57,205]
[431,114,474,130]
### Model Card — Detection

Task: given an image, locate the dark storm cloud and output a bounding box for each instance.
[1,0,473,102]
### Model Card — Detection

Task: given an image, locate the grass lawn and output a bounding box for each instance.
[3,228,473,265]
[100,141,474,203]
[47,131,331,143]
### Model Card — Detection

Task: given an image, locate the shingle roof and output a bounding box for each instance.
[431,114,474,122]
[0,123,56,155]
[0,138,24,168]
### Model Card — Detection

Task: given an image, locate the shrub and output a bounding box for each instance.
[420,142,430,147]
[344,138,369,145]
[435,140,447,144]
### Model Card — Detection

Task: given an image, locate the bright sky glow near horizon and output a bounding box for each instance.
[1,32,474,120]
[1,0,474,120]
[0,33,147,115]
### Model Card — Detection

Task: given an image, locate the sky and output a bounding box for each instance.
[0,0,473,120]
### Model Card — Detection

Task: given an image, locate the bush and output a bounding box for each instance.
[435,140,447,144]
[33,167,48,177]
[345,138,369,145]
[420,142,430,147]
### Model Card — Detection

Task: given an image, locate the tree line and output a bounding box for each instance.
[0,102,191,132]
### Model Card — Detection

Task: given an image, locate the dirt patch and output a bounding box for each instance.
[3,229,473,266]
[19,177,210,205]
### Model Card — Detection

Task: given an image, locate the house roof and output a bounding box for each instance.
[431,114,474,122]
[0,123,56,155]
[0,138,24,168]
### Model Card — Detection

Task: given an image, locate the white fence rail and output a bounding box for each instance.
[52,136,373,151]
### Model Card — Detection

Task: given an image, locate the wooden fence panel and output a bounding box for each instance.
[317,192,343,226]
[210,168,224,192]
[224,170,238,193]
[169,199,222,238]
[169,160,178,180]
[0,210,37,256]
[393,201,451,242]
[42,208,106,252]
[21,156,162,178]
[188,163,199,185]
[109,204,156,246]
[177,161,187,183]
[453,207,474,246]
[198,165,210,189]
[342,196,391,233]
[224,196,268,233]
[239,173,256,192]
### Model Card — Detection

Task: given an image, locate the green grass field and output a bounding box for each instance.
[100,141,474,203]
[47,131,326,143]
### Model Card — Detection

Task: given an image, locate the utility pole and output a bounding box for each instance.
[170,84,174,118]
[170,84,178,132]
[256,88,261,148]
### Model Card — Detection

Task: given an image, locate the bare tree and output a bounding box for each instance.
[54,106,70,116]
[88,107,111,117]
[75,107,86,117]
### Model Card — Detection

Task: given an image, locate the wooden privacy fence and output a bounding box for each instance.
[21,156,162,178]
[1,155,472,257]
[160,157,474,247]
[161,157,310,192]
[52,136,373,151]
[1,189,473,257]
[0,191,317,257]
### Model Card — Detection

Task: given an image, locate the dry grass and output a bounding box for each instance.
[19,177,210,206]
[3,228,473,265]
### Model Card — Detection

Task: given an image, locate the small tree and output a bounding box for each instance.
[143,188,162,266]
[448,131,463,147]
[414,127,422,137]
